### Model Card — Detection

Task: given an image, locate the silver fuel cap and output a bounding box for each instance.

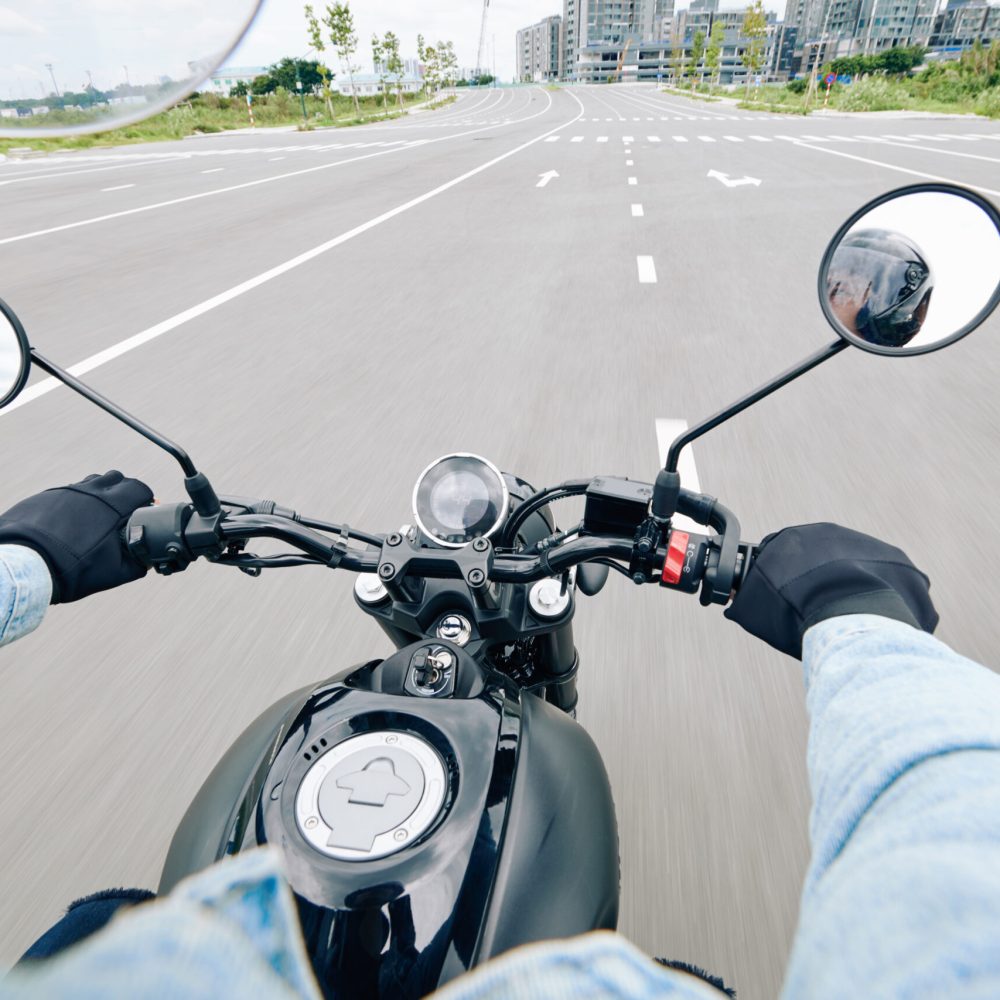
[295,731,448,861]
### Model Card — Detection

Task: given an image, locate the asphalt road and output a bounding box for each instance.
[0,84,998,998]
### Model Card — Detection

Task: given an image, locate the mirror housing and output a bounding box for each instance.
[818,183,1000,356]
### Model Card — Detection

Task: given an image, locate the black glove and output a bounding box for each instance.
[724,522,938,659]
[0,471,154,604]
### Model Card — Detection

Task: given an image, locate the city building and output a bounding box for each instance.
[205,66,267,95]
[516,15,563,81]
[335,73,423,97]
[673,7,784,85]
[562,0,676,83]
[929,1,1000,50]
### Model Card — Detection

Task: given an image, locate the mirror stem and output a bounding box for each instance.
[29,350,220,517]
[650,339,849,521]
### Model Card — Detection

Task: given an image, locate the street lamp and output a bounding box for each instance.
[295,67,307,124]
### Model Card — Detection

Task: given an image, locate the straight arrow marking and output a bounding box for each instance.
[707,169,761,188]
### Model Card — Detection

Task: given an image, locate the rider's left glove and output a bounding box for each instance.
[0,471,154,603]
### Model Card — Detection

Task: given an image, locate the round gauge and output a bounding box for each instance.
[412,454,510,548]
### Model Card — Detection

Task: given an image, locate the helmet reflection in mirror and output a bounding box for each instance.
[0,305,28,409]
[827,229,933,349]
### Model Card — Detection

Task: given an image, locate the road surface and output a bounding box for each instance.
[0,85,998,998]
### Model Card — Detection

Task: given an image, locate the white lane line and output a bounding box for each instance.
[867,138,1000,164]
[655,418,703,534]
[748,135,771,142]
[723,135,743,142]
[901,133,947,142]
[101,183,135,192]
[1,91,589,416]
[269,156,286,161]
[673,135,688,142]
[624,148,632,154]
[789,140,1000,197]
[0,89,561,247]
[628,176,638,185]
[544,135,560,142]
[647,135,661,142]
[626,159,634,165]
[201,168,225,174]
[698,135,716,142]
[939,133,979,141]
[597,136,609,142]
[631,203,644,217]
[637,256,657,283]
[884,134,918,141]
[623,135,635,143]
[571,135,584,142]
[0,157,179,188]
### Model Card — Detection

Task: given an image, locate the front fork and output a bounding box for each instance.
[539,618,579,715]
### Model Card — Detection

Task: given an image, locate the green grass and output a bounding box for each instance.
[0,88,433,156]
[660,85,722,102]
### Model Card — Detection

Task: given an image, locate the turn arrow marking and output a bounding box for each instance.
[707,169,761,188]
[536,170,559,188]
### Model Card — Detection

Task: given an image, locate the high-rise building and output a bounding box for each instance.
[784,0,937,58]
[516,15,563,81]
[562,0,676,82]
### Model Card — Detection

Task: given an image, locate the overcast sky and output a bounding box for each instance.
[229,0,782,83]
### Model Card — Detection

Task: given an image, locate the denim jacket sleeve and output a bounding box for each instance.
[781,613,1000,999]
[0,544,51,648]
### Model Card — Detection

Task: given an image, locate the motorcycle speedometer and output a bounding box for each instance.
[412,453,509,548]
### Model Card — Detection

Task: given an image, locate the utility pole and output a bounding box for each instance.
[295,65,307,125]
[123,64,131,89]
[476,0,490,76]
[45,63,60,97]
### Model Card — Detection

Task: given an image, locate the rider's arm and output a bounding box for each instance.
[782,613,1000,998]
[0,544,51,647]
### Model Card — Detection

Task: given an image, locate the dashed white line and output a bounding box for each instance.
[698,136,716,143]
[101,184,135,192]
[597,136,609,143]
[637,256,657,283]
[626,159,634,166]
[647,135,661,143]
[268,156,286,161]
[723,136,743,142]
[628,176,638,185]
[201,168,225,174]
[748,135,771,142]
[631,203,644,217]
[544,135,560,142]
[571,135,584,142]
[673,135,688,142]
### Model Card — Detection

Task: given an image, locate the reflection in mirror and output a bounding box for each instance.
[821,188,1000,355]
[0,1,262,138]
[0,308,27,407]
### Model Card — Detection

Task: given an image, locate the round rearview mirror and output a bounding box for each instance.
[0,298,29,409]
[819,184,1000,356]
[0,1,262,138]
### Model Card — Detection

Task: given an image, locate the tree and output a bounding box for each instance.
[439,40,459,88]
[690,30,706,90]
[383,30,404,109]
[251,58,326,96]
[740,0,768,99]
[371,34,387,109]
[670,46,687,86]
[304,4,335,116]
[705,19,725,87]
[324,2,360,116]
[418,34,441,94]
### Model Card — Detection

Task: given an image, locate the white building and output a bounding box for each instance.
[205,66,268,95]
[335,73,423,97]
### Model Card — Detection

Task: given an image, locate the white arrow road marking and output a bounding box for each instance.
[655,419,704,535]
[536,170,559,188]
[707,169,761,188]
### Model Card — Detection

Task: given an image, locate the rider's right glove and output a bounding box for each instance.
[0,471,154,604]
[723,522,939,659]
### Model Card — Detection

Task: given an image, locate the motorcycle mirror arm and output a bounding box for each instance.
[29,349,221,517]
[650,338,849,521]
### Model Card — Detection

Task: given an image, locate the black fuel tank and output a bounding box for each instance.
[162,640,619,998]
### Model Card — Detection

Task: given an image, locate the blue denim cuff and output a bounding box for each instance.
[0,544,51,648]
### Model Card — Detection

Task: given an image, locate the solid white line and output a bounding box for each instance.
[101,184,135,192]
[3,91,585,416]
[655,418,703,534]
[0,89,558,247]
[637,255,657,283]
[628,176,638,185]
[631,203,644,217]
[865,138,1000,165]
[201,168,225,174]
[0,157,180,187]
[790,140,1000,197]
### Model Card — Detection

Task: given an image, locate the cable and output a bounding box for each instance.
[499,479,591,549]
[590,557,632,579]
[294,514,384,549]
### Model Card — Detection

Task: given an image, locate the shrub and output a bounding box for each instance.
[787,78,807,94]
[836,77,908,111]
[973,86,1000,117]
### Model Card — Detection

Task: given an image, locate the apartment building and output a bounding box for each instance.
[516,15,564,81]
